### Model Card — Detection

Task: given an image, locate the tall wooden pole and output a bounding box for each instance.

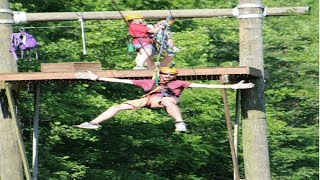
[238,0,271,179]
[11,7,309,22]
[0,0,23,179]
[0,2,16,72]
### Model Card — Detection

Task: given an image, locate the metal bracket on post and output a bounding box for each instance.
[5,83,31,180]
[0,9,14,24]
[0,8,13,14]
[0,19,14,24]
[232,3,267,19]
[13,11,28,24]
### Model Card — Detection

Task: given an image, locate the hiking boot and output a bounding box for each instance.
[133,66,148,70]
[175,121,187,132]
[73,122,101,130]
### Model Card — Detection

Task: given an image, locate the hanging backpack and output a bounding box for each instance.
[126,36,136,56]
[10,30,39,60]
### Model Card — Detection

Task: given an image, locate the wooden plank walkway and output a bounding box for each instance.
[0,66,261,82]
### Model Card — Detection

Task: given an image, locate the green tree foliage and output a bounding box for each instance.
[262,1,319,179]
[10,0,318,179]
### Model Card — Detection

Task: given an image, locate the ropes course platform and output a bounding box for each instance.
[0,63,261,180]
[0,65,261,83]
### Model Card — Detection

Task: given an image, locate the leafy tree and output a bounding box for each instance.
[10,0,318,179]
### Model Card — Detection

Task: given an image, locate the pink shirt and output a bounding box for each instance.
[128,23,151,45]
[132,79,192,97]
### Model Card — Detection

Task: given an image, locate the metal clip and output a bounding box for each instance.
[233,4,267,19]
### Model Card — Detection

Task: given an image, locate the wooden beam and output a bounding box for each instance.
[0,67,261,82]
[5,83,31,180]
[22,7,310,22]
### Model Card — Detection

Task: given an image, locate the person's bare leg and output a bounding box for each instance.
[145,57,155,68]
[142,49,154,68]
[161,98,183,122]
[161,98,187,131]
[135,52,143,67]
[137,48,154,68]
[91,103,135,124]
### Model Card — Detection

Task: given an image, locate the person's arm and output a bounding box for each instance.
[147,25,164,33]
[188,80,254,89]
[97,77,133,84]
[148,21,166,34]
[75,71,133,85]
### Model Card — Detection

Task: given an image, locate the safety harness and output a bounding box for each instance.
[132,35,155,50]
[155,12,173,63]
[142,80,179,108]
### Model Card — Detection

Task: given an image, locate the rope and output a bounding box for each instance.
[76,12,87,55]
[153,67,159,86]
[155,10,172,64]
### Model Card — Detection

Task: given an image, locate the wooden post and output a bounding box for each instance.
[238,0,271,179]
[0,1,17,72]
[220,76,240,180]
[0,0,22,179]
[5,83,31,180]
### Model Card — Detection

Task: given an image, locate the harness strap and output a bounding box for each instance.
[133,36,155,51]
[142,85,161,98]
[143,81,160,108]
[143,82,180,108]
[132,36,149,38]
[145,95,152,108]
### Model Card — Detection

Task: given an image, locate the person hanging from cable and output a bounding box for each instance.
[73,67,255,132]
[125,14,165,70]
[148,19,180,67]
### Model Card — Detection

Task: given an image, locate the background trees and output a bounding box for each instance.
[10,0,318,179]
